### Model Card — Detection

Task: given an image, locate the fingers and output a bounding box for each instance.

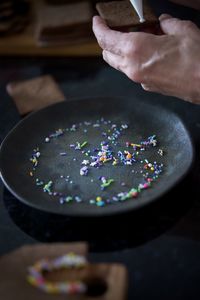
[159,14,173,22]
[159,14,200,36]
[103,50,124,72]
[93,15,153,59]
[159,14,182,35]
[92,15,130,55]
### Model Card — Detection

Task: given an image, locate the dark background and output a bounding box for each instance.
[0,1,200,299]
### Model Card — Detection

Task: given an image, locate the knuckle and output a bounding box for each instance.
[123,44,132,57]
[182,20,196,31]
[127,67,142,82]
[125,43,138,57]
[124,36,141,57]
[181,36,190,49]
[97,36,106,49]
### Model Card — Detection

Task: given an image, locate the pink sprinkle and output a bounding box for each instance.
[143,183,149,189]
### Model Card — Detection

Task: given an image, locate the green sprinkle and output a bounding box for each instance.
[43,181,53,194]
[65,196,73,202]
[101,179,114,189]
[80,141,88,148]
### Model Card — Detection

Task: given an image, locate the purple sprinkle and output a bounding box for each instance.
[60,152,67,156]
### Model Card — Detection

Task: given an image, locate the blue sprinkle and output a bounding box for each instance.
[75,196,82,203]
[97,201,105,207]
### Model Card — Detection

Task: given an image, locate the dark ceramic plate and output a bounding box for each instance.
[0,97,194,217]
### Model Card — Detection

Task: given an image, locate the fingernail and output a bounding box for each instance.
[159,14,172,21]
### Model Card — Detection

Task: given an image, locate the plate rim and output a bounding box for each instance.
[0,96,195,217]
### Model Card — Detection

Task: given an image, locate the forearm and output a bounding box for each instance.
[170,0,200,10]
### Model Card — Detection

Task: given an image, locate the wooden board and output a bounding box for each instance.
[0,243,128,300]
[0,1,101,57]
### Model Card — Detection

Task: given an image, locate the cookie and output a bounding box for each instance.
[0,243,127,300]
[6,75,66,115]
[36,1,93,46]
[96,0,158,31]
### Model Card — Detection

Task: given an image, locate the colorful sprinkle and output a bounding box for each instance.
[27,253,87,294]
[80,166,89,176]
[29,119,164,207]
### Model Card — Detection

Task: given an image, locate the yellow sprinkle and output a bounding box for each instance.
[131,143,141,148]
[151,167,154,171]
[30,172,33,177]
[47,284,59,293]
[103,158,111,163]
[68,252,75,258]
[27,276,37,286]
[45,283,56,293]
[96,197,102,202]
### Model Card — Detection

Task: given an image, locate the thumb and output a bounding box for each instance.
[159,14,199,35]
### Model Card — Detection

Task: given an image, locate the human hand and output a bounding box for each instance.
[93,14,200,104]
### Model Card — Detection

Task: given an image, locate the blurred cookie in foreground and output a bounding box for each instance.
[96,0,161,33]
[6,75,66,115]
[0,243,128,300]
[0,243,88,300]
[36,1,94,46]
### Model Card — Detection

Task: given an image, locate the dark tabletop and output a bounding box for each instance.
[0,2,200,299]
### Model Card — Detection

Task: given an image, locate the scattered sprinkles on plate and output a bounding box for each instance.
[29,118,164,207]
